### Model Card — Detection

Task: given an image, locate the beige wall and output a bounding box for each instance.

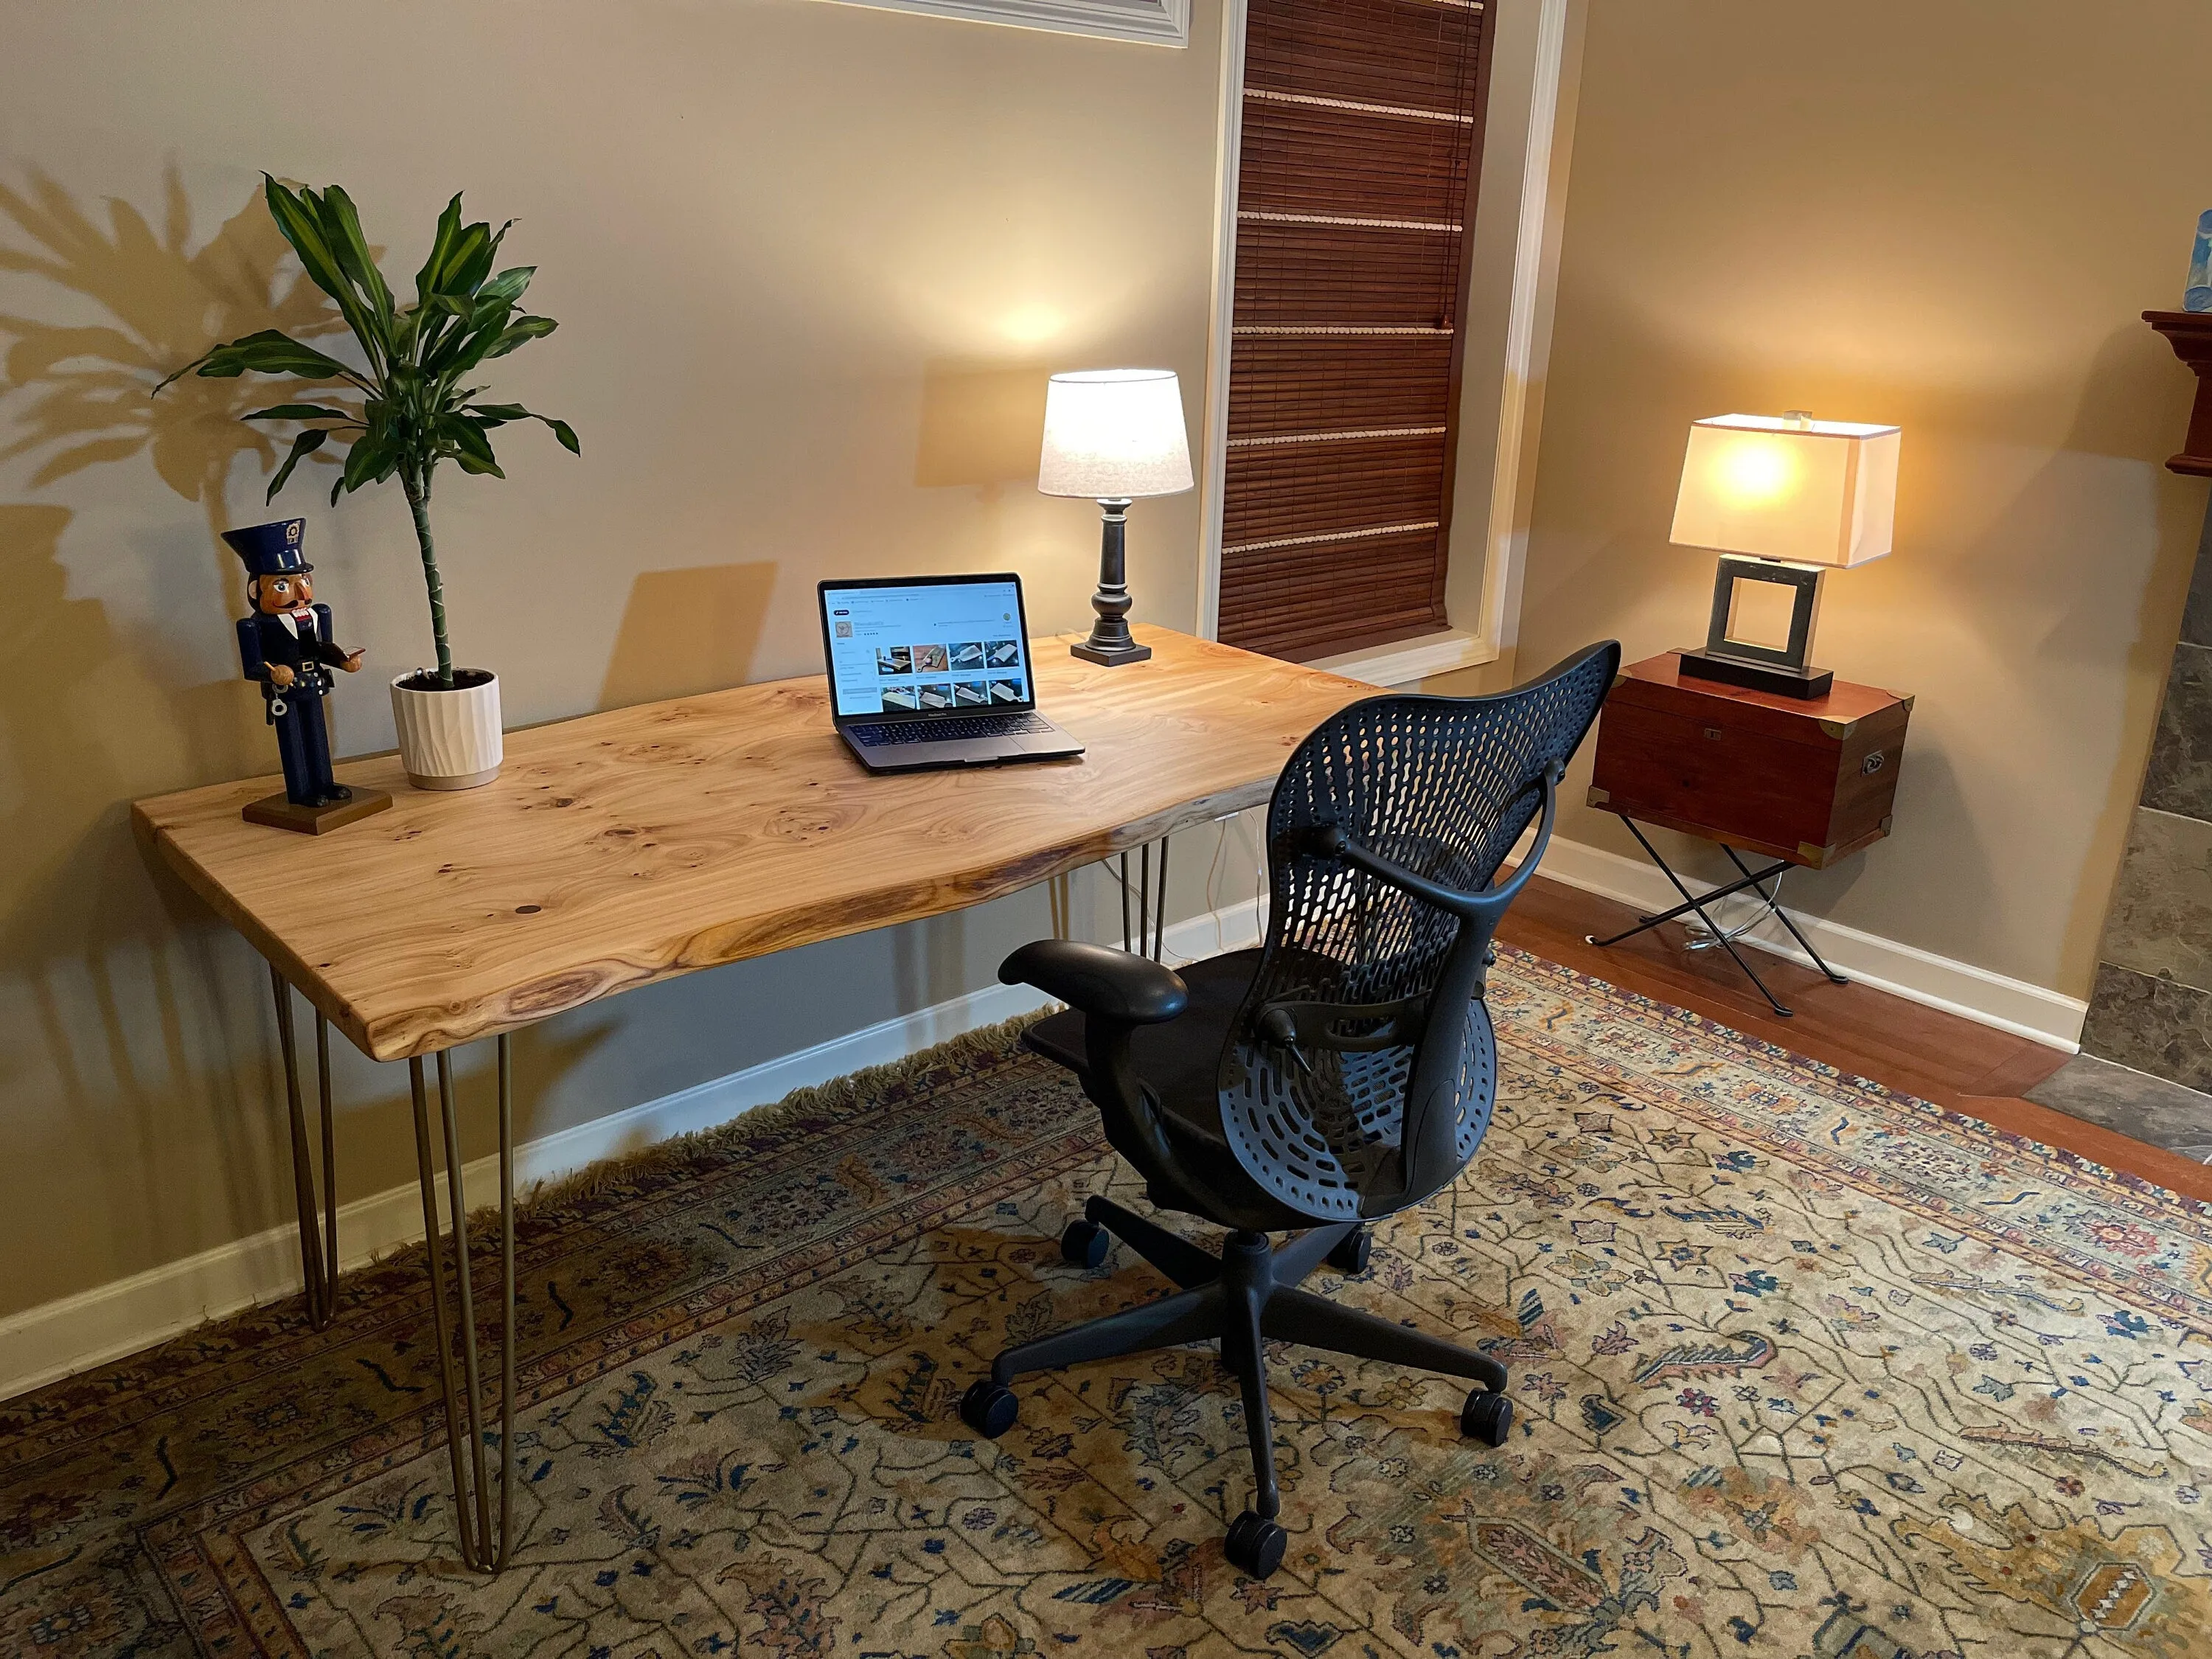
[1515,0,2211,996]
[0,0,1232,1321]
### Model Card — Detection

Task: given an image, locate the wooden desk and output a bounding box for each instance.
[131,625,1369,1571]
[136,626,1368,1062]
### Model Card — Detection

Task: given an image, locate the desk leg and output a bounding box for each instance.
[408,1036,517,1573]
[268,967,339,1329]
[1116,838,1172,961]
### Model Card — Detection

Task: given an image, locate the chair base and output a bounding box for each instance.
[962,1197,1512,1578]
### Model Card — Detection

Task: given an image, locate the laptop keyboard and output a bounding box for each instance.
[851,712,1056,748]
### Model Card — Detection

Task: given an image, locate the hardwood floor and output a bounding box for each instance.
[1498,874,2212,1203]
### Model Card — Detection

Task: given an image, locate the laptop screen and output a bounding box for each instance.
[819,576,1034,720]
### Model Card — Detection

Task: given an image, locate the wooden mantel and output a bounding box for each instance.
[2146,309,2212,476]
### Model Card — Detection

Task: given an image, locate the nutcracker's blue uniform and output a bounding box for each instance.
[225,520,354,808]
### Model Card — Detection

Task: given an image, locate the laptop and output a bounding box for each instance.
[818,574,1085,771]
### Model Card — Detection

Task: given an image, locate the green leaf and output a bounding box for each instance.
[433,221,492,296]
[464,403,579,454]
[316,184,394,322]
[431,305,518,378]
[243,403,355,422]
[338,428,392,498]
[262,177,375,348]
[452,220,514,297]
[414,193,465,305]
[266,427,328,501]
[437,412,504,476]
[173,328,358,383]
[479,265,534,307]
[483,316,557,359]
[153,350,215,394]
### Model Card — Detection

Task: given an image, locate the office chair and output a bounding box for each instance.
[959,641,1619,1578]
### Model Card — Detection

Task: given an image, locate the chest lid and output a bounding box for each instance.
[1609,653,1910,748]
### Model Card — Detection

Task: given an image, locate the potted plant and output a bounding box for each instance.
[159,177,577,790]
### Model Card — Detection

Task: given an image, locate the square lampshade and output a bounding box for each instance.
[1669,413,1900,568]
[1038,368,1194,499]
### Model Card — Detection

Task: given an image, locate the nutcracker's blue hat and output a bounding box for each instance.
[222,518,312,577]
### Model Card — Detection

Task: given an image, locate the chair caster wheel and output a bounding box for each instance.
[1326,1228,1372,1276]
[1060,1218,1110,1269]
[1461,1386,1512,1447]
[1224,1509,1287,1579]
[959,1380,1018,1439]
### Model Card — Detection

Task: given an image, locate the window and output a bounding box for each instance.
[1217,0,1493,661]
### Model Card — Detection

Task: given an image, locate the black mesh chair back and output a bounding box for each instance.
[1220,641,1620,1221]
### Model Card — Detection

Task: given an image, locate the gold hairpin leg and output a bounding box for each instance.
[408,1034,517,1571]
[269,965,339,1328]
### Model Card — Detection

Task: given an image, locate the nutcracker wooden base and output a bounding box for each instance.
[241,787,394,834]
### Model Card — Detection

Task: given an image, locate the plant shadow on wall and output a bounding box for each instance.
[0,169,365,1275]
[599,563,777,710]
[0,172,594,1309]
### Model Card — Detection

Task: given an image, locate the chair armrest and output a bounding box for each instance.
[1000,940,1189,1026]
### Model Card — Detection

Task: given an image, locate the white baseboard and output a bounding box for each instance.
[0,899,1266,1403]
[1526,834,2086,1053]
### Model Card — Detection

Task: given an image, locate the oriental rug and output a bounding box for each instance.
[4,948,2211,1658]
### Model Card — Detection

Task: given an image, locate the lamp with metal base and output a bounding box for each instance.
[1039,368,1194,667]
[1669,410,1901,699]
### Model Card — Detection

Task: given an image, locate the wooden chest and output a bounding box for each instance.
[1587,653,1913,869]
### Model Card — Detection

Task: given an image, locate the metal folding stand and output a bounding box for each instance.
[1116,836,1171,961]
[1584,815,1847,1018]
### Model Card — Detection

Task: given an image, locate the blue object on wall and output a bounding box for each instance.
[2186,209,2212,313]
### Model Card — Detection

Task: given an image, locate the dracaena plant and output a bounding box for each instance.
[157,176,577,689]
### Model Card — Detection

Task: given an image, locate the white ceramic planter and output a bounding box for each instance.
[391,669,504,790]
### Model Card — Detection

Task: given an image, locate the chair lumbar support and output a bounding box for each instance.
[957,1196,1513,1579]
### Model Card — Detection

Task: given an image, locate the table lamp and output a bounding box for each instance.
[1668,410,1900,698]
[1039,367,1194,667]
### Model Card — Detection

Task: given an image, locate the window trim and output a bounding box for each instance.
[812,0,1191,49]
[1196,0,1580,669]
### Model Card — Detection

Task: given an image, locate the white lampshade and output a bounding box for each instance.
[1037,369,1194,500]
[1670,413,1900,568]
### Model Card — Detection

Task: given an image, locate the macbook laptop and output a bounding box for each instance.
[818,574,1085,771]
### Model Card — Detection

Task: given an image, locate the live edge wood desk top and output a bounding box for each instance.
[132,626,1370,1064]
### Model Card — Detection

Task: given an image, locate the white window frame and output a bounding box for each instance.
[1196,0,1582,685]
[813,0,1190,49]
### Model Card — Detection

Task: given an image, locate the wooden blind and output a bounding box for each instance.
[1218,0,1492,661]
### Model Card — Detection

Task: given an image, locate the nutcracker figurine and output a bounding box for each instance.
[224,518,391,832]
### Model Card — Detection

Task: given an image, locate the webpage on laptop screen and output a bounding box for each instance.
[824,580,1030,718]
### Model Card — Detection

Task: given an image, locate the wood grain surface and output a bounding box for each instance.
[133,627,1371,1062]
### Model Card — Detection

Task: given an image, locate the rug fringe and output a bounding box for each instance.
[369,1009,1051,1263]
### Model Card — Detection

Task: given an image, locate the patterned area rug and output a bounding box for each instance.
[5,949,2212,1658]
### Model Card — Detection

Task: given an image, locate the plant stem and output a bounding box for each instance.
[402,461,454,688]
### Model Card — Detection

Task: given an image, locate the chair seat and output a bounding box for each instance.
[1026,946,1417,1227]
[1024,948,1262,1156]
